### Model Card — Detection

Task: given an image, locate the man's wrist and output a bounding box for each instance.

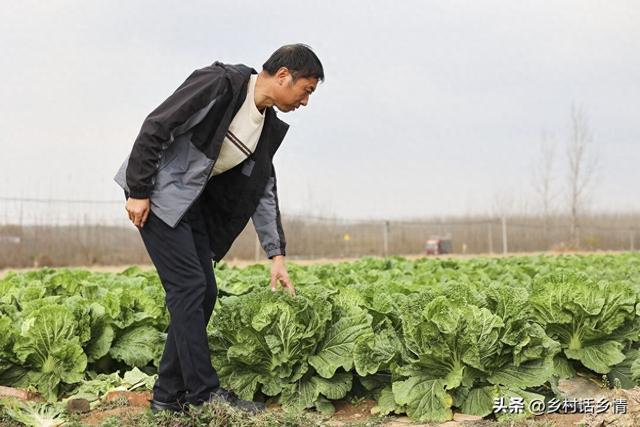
[268,248,286,259]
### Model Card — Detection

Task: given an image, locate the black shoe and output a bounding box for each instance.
[150,391,189,414]
[150,399,185,413]
[207,388,266,415]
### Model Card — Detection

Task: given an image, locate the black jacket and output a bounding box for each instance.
[115,62,289,261]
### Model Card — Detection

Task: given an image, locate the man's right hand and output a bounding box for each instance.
[126,197,150,228]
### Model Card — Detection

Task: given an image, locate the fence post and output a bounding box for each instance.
[19,200,24,229]
[382,221,389,258]
[501,215,508,254]
[383,221,390,257]
[487,222,494,254]
[254,234,261,262]
[631,229,636,252]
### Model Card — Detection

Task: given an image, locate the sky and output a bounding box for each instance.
[1,0,639,223]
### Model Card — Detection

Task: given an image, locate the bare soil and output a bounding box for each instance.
[79,406,147,426]
[331,399,378,423]
[73,391,640,426]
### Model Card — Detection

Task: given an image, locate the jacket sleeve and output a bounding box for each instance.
[252,167,287,258]
[125,65,228,198]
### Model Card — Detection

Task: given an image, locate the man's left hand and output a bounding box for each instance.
[270,255,295,296]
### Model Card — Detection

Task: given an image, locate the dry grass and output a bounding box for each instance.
[0,213,638,269]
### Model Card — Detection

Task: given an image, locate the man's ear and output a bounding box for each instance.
[275,67,291,84]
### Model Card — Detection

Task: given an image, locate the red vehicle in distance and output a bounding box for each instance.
[425,237,452,256]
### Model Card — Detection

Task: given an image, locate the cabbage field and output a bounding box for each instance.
[1,253,640,425]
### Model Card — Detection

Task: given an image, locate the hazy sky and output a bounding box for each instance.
[2,0,639,222]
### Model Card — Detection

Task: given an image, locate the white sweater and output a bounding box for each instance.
[210,74,265,177]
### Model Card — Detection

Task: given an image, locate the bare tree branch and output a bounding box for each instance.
[566,105,598,248]
[531,131,558,247]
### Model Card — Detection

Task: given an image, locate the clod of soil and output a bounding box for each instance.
[105,390,152,407]
[66,398,90,414]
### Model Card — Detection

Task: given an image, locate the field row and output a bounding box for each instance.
[1,254,640,424]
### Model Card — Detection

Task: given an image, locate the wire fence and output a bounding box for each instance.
[0,197,638,268]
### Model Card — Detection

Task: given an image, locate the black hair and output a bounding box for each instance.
[263,44,324,82]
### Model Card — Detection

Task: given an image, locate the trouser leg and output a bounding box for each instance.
[139,200,219,404]
[151,325,187,403]
[190,200,218,325]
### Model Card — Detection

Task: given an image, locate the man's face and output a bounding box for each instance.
[273,70,318,113]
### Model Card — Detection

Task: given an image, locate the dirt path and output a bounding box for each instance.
[76,394,640,427]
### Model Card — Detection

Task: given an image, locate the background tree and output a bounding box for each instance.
[532,131,557,247]
[566,105,598,248]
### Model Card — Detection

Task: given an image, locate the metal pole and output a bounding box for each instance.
[254,234,261,262]
[631,229,635,252]
[19,199,24,228]
[383,221,390,257]
[501,215,508,254]
[487,222,493,254]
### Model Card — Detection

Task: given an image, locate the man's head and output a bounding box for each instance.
[261,44,324,113]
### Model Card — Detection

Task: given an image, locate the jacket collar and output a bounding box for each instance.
[214,61,289,134]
